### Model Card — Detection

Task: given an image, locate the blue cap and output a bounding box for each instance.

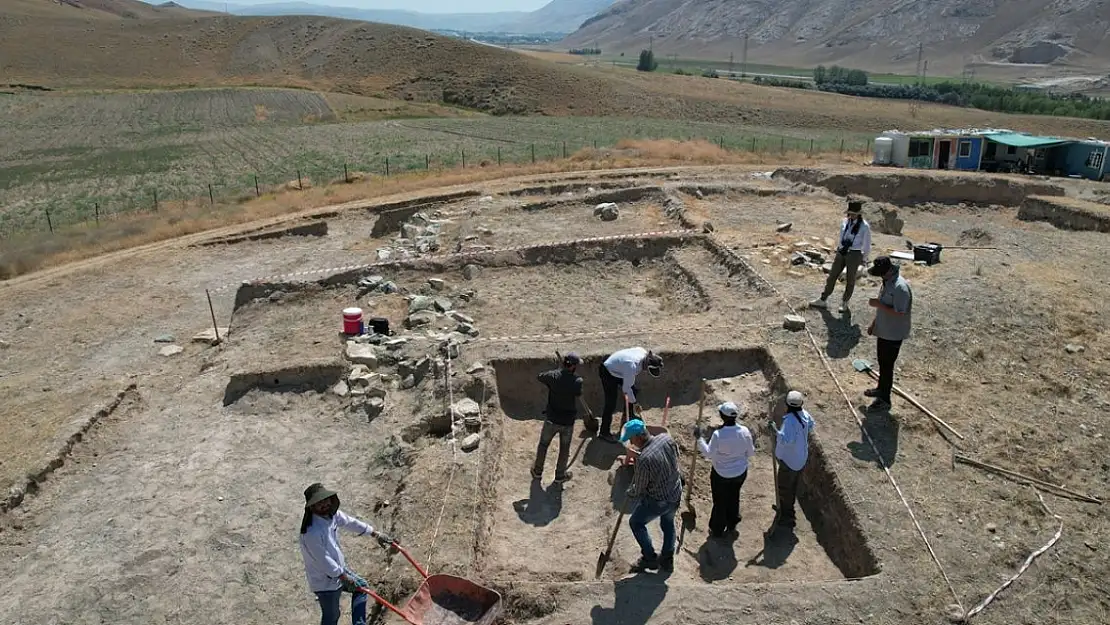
[620,419,647,442]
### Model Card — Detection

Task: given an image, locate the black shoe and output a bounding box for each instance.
[863,387,880,398]
[530,468,542,480]
[867,398,892,412]
[554,471,573,483]
[659,553,674,572]
[631,555,660,572]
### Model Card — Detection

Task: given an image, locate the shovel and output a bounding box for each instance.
[595,493,629,579]
[851,359,965,440]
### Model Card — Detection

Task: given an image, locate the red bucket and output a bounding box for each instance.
[342,307,363,335]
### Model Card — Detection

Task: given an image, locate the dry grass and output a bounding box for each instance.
[0,142,860,280]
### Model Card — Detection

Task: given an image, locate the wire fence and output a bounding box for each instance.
[1,134,874,239]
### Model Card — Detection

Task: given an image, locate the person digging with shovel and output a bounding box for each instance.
[622,418,682,572]
[598,348,663,443]
[531,352,584,483]
[299,483,396,625]
[768,391,815,533]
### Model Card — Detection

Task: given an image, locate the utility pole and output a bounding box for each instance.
[922,60,928,84]
[649,35,653,53]
[915,42,923,86]
[728,51,734,75]
[741,33,749,77]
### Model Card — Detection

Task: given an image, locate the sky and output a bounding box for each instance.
[224,0,552,11]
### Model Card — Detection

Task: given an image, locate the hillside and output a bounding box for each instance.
[564,0,1110,75]
[1,0,215,18]
[170,0,612,34]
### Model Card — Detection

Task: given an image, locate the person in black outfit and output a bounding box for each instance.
[531,352,584,483]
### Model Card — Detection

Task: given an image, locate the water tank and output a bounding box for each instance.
[873,136,894,165]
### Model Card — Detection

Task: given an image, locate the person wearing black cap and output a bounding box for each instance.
[597,347,664,443]
[866,256,913,411]
[299,483,395,625]
[531,352,584,483]
[811,200,871,313]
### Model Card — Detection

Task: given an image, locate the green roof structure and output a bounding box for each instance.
[982,132,1072,148]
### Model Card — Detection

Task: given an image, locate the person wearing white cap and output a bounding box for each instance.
[694,401,756,538]
[768,391,815,531]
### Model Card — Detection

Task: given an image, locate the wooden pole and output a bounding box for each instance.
[684,379,707,510]
[385,157,390,177]
[461,149,466,168]
[344,163,349,183]
[296,169,302,190]
[954,453,1101,504]
[45,208,53,233]
[94,202,99,226]
[254,174,260,197]
[861,368,965,439]
[208,183,215,206]
[153,189,158,212]
[205,289,221,345]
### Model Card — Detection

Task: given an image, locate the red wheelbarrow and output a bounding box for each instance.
[358,543,502,625]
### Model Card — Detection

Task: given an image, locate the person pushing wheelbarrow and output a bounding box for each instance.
[299,482,396,625]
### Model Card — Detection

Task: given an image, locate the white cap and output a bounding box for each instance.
[786,391,805,407]
[718,401,741,418]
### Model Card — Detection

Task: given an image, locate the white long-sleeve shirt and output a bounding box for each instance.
[774,409,815,472]
[697,424,756,478]
[837,217,872,260]
[299,511,375,592]
[604,347,648,404]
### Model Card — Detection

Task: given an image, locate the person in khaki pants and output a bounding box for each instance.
[811,200,871,313]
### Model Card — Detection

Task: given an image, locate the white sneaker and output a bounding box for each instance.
[809,298,828,309]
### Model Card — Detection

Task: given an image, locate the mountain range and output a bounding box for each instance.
[168,0,616,33]
[563,0,1110,75]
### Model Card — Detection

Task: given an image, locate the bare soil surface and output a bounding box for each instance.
[1,164,1108,625]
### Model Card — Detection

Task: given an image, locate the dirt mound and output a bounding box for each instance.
[772,167,1066,207]
[957,227,994,246]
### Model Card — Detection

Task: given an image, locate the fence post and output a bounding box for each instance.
[344,163,349,183]
[867,139,872,153]
[531,144,536,163]
[751,137,757,152]
[45,208,53,233]
[426,154,430,170]
[562,141,567,159]
[94,202,99,226]
[153,189,158,212]
[385,157,390,177]
[497,146,501,166]
[810,139,814,155]
[254,174,260,197]
[209,183,215,206]
[780,137,785,153]
[296,169,302,190]
[593,139,597,149]
[840,139,845,153]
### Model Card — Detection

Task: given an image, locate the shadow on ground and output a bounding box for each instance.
[590,571,672,625]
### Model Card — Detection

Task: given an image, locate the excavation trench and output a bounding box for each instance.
[481,349,879,582]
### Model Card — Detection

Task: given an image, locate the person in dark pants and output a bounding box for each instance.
[531,352,584,483]
[769,391,815,532]
[597,347,663,442]
[811,200,872,313]
[694,401,756,538]
[865,256,913,412]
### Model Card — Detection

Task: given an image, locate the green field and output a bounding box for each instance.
[598,55,987,87]
[0,88,874,236]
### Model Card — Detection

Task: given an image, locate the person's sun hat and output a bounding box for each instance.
[304,483,338,508]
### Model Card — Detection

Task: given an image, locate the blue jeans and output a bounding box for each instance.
[628,497,679,560]
[315,589,368,625]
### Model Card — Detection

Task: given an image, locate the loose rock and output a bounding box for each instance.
[433,298,453,313]
[594,202,619,221]
[783,315,807,331]
[406,311,438,328]
[450,398,481,420]
[1065,344,1086,354]
[331,380,350,397]
[449,310,475,324]
[702,221,715,233]
[466,362,485,374]
[376,249,392,261]
[776,222,793,233]
[463,264,481,280]
[345,343,379,368]
[400,375,417,390]
[158,345,184,357]
[364,397,385,421]
[428,278,446,290]
[460,433,481,452]
[154,334,175,343]
[192,327,229,345]
[409,295,436,313]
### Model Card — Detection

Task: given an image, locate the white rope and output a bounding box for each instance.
[425,354,459,571]
[963,489,1063,621]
